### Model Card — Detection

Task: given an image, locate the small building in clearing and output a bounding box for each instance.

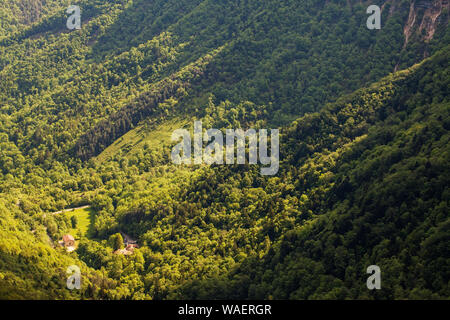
[62,234,75,247]
[114,248,133,255]
[114,244,139,256]
[126,244,138,250]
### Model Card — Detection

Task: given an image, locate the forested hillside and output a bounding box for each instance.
[0,0,71,38]
[0,0,448,300]
[176,47,450,299]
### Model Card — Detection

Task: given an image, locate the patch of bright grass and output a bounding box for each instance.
[65,207,94,239]
[95,117,189,163]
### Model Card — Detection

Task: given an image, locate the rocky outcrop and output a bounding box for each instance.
[403,0,449,47]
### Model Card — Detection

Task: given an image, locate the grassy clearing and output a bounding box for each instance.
[95,117,190,163]
[65,207,95,239]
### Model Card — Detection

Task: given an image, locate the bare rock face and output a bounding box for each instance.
[403,0,449,46]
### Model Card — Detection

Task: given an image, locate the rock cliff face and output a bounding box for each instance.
[402,0,449,46]
[350,1,447,46]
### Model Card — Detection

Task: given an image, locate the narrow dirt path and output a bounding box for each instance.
[48,205,91,215]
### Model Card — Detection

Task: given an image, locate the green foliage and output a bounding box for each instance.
[0,0,448,300]
[71,215,78,229]
[175,47,450,299]
[109,233,124,251]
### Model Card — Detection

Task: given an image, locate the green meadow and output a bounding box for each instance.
[64,207,95,239]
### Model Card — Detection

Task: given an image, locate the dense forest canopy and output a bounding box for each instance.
[0,0,448,299]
